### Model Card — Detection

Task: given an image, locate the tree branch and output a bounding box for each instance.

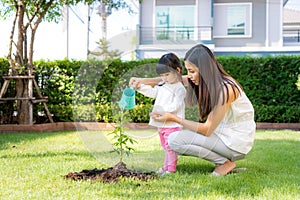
[7,5,18,69]
[15,0,26,67]
[28,0,54,64]
[24,1,42,30]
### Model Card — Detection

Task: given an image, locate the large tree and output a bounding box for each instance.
[0,0,133,124]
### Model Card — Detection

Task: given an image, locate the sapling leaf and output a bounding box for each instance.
[109,106,137,162]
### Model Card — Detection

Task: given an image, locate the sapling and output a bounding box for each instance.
[109,107,137,163]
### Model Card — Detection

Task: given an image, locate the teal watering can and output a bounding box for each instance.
[119,86,135,110]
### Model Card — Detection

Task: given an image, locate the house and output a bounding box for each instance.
[283,8,300,44]
[136,0,300,59]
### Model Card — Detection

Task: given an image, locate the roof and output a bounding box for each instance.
[284,8,300,24]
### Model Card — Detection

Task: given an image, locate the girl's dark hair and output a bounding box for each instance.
[184,44,243,120]
[156,53,182,75]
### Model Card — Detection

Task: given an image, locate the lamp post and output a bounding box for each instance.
[97,2,112,40]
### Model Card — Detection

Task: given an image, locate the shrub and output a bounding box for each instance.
[0,56,299,123]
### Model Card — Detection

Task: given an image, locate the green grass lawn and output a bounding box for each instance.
[0,129,299,200]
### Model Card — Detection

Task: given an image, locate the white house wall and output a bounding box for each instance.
[140,0,154,27]
[266,0,283,47]
[213,0,282,48]
[138,0,203,59]
[140,0,197,28]
[156,0,195,6]
[197,0,212,27]
[137,0,295,58]
[214,0,256,47]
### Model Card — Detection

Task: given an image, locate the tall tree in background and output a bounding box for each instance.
[89,38,122,60]
[0,0,134,124]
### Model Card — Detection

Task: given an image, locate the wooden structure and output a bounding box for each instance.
[0,71,54,124]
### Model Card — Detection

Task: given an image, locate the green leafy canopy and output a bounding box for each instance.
[0,0,136,23]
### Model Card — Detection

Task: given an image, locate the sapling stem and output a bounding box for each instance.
[109,105,136,163]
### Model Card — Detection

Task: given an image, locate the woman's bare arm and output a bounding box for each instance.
[130,75,187,89]
[176,85,237,135]
[151,85,237,136]
[129,77,162,89]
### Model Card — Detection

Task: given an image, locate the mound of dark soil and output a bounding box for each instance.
[64,162,157,183]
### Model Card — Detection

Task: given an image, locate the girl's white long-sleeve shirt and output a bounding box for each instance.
[137,82,186,128]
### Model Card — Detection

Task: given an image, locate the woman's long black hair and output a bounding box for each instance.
[184,44,243,120]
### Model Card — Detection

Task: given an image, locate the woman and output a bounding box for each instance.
[130,44,256,176]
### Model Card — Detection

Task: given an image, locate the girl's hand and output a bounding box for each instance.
[150,112,173,122]
[129,77,163,89]
[129,77,142,89]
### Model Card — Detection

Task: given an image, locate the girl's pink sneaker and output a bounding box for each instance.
[155,168,174,175]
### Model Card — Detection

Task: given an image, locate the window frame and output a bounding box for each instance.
[155,5,196,40]
[213,2,252,38]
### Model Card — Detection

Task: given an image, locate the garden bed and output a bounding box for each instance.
[64,162,157,183]
[0,122,299,133]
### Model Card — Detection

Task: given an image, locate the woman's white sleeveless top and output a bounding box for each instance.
[214,91,256,154]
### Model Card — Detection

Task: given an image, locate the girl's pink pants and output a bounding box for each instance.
[158,127,181,172]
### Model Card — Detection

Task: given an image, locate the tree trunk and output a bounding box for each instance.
[16,79,30,124]
[15,1,30,124]
[5,0,58,124]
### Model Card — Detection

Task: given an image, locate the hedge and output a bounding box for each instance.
[0,56,299,124]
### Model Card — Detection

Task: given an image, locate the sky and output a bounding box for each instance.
[0,0,299,61]
[285,0,300,9]
[0,0,139,61]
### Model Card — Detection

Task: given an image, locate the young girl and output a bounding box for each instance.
[135,53,186,175]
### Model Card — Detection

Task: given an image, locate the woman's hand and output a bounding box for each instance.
[150,111,174,122]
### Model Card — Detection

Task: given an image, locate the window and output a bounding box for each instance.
[214,3,252,38]
[155,5,195,40]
